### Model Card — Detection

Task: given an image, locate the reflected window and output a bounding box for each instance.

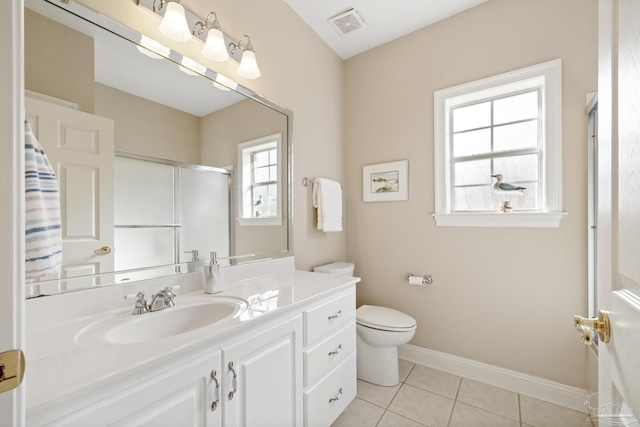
[237,133,282,225]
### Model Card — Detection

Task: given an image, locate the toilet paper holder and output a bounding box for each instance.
[406,272,434,285]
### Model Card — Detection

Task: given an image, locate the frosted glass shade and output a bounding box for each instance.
[213,74,238,91]
[202,28,229,62]
[237,50,261,79]
[159,2,191,42]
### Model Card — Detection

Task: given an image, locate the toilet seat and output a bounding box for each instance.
[356,305,416,332]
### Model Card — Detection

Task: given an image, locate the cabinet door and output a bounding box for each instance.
[222,316,303,427]
[48,351,222,427]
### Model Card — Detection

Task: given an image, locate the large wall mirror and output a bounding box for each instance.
[24,0,292,297]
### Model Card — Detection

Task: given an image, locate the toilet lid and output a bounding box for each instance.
[356,305,416,330]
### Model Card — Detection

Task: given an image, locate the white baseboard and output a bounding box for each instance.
[398,344,589,414]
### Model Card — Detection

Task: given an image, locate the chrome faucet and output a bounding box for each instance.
[128,286,179,315]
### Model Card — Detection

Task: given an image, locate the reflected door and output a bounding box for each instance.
[25,96,115,290]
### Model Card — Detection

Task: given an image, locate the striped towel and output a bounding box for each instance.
[25,121,62,279]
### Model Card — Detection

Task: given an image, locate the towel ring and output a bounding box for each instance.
[302,177,313,187]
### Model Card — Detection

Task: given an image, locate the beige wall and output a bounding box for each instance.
[344,0,597,388]
[94,84,200,164]
[74,0,347,271]
[25,9,95,112]
[201,99,288,255]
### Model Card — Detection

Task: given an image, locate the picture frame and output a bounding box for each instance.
[362,160,409,202]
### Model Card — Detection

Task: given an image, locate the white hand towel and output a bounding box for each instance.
[312,178,343,232]
[25,121,62,279]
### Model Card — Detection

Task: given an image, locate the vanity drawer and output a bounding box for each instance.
[304,322,355,387]
[304,352,356,427]
[304,290,355,345]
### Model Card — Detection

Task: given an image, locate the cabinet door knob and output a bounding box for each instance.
[329,388,343,403]
[228,361,238,400]
[328,344,342,356]
[209,370,220,411]
[328,310,342,320]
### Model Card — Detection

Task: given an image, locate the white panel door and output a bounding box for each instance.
[25,97,114,289]
[594,0,640,423]
[0,0,24,424]
[222,316,303,427]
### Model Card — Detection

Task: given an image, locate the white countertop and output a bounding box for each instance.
[25,262,359,413]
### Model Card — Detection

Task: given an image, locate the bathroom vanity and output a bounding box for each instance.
[25,259,359,426]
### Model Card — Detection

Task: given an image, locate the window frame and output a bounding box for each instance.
[433,59,566,227]
[237,133,283,226]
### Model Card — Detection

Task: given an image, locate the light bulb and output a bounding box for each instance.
[237,50,261,80]
[158,2,191,42]
[202,28,230,62]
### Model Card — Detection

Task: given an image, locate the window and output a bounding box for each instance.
[237,133,282,225]
[433,59,566,227]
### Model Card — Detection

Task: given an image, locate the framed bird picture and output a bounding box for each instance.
[362,160,409,202]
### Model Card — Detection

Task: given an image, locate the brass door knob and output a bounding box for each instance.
[574,311,610,345]
[93,245,113,255]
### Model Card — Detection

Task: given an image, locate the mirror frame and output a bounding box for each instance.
[25,0,294,296]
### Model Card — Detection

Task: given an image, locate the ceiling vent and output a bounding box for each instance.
[327,9,366,36]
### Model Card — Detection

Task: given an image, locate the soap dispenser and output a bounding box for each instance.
[204,251,223,294]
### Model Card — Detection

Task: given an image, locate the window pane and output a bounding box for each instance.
[269,148,278,164]
[254,166,270,183]
[267,183,278,215]
[494,120,538,152]
[453,102,491,132]
[493,154,538,182]
[254,150,270,167]
[453,186,492,211]
[454,159,491,186]
[453,128,491,157]
[269,165,277,181]
[494,91,538,125]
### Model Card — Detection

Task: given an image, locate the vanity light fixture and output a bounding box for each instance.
[193,12,230,62]
[213,73,238,91]
[229,35,261,80]
[138,0,262,79]
[137,35,171,59]
[179,56,207,76]
[155,0,192,42]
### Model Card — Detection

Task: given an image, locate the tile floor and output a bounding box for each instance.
[331,360,593,427]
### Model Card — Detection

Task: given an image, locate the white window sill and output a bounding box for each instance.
[432,212,567,228]
[237,217,283,226]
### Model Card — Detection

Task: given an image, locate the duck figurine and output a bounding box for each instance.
[491,174,526,195]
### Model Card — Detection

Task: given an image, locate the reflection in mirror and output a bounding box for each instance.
[24,0,292,297]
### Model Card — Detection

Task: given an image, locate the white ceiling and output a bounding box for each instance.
[283,0,488,59]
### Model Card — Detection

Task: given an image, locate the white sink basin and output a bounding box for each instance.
[76,296,248,345]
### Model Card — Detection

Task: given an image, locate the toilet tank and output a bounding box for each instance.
[313,262,354,276]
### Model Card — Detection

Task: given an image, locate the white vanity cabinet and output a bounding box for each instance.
[221,315,303,427]
[30,350,223,427]
[26,270,359,427]
[303,288,357,427]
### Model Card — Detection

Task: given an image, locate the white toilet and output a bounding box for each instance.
[314,262,417,387]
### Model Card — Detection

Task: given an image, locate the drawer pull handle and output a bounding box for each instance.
[209,370,220,411]
[328,310,342,320]
[328,344,342,356]
[228,361,238,400]
[329,388,343,403]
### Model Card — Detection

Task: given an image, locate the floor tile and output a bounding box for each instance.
[404,364,462,399]
[520,395,592,427]
[456,378,520,420]
[449,401,520,427]
[376,410,427,427]
[398,359,415,382]
[387,384,454,427]
[357,379,401,409]
[331,397,384,427]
